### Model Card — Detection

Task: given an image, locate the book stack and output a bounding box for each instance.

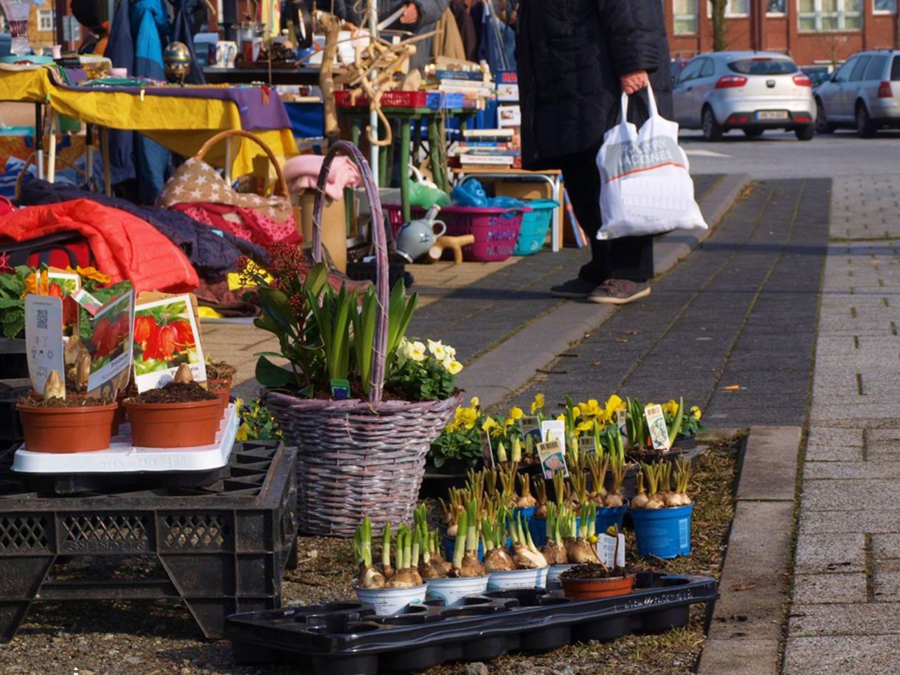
[432,69,495,109]
[451,128,521,169]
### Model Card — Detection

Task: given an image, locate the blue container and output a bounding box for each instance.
[514,199,558,256]
[426,92,466,110]
[443,536,484,563]
[528,517,547,547]
[596,506,628,536]
[630,504,693,559]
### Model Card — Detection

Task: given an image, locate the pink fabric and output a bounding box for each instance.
[282,155,361,200]
[171,202,301,248]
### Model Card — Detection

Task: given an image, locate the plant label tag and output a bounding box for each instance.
[72,288,104,316]
[540,420,566,446]
[481,429,495,468]
[24,294,64,395]
[85,290,135,394]
[645,404,671,452]
[330,379,350,400]
[617,409,627,437]
[133,293,207,392]
[519,415,542,442]
[537,438,568,479]
[578,436,597,457]
[596,533,626,569]
[46,270,81,296]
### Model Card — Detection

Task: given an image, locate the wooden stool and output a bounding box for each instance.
[429,235,475,264]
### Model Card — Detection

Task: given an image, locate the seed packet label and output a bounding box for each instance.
[72,287,104,316]
[540,420,566,446]
[537,438,568,479]
[596,533,626,569]
[46,271,81,296]
[481,429,495,468]
[645,404,670,452]
[578,436,597,457]
[133,294,207,392]
[519,415,542,442]
[85,290,135,393]
[25,295,64,395]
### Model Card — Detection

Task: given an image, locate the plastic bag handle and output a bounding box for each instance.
[619,82,659,127]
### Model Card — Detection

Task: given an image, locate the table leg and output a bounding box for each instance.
[427,117,445,193]
[400,118,411,222]
[46,110,57,184]
[34,103,43,180]
[101,127,111,197]
[85,125,94,188]
[351,118,361,148]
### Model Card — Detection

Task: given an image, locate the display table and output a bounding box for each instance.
[202,65,327,86]
[0,65,299,180]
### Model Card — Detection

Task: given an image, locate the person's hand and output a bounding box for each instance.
[399,2,420,24]
[620,70,650,95]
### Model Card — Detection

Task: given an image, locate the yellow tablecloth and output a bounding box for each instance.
[0,66,298,177]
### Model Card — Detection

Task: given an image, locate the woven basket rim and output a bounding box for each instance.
[264,389,463,414]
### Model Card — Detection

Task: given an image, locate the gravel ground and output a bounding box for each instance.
[0,435,740,675]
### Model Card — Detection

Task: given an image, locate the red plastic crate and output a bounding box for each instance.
[384,205,530,262]
[334,91,428,108]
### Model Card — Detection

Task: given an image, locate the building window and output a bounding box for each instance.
[768,0,787,14]
[707,0,750,15]
[37,9,54,32]
[798,0,863,31]
[674,0,699,34]
[874,0,896,12]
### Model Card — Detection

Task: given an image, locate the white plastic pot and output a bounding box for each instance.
[426,576,489,607]
[354,584,427,616]
[487,567,549,591]
[546,564,576,590]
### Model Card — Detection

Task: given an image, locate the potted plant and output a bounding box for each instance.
[666,400,706,450]
[206,357,237,416]
[425,500,489,606]
[629,459,694,558]
[354,518,427,616]
[124,364,221,448]
[485,511,548,591]
[559,561,635,600]
[16,370,118,453]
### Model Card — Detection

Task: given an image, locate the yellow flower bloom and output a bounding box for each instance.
[604,395,625,418]
[470,396,480,409]
[571,406,581,419]
[444,358,463,375]
[427,339,447,361]
[409,341,427,363]
[579,399,603,422]
[556,413,566,422]
[663,399,679,418]
[530,393,545,415]
[576,420,594,434]
[236,422,251,441]
[22,270,49,297]
[75,266,111,285]
[508,406,524,421]
[690,405,702,420]
[482,418,500,433]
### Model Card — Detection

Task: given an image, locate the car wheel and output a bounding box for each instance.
[795,124,815,141]
[815,99,835,134]
[855,103,877,138]
[743,127,764,138]
[702,107,723,142]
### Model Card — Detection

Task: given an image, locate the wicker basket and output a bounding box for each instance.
[263,141,461,537]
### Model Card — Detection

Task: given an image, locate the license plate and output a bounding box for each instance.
[756,110,790,120]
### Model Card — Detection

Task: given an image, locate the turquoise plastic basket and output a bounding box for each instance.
[513,199,558,256]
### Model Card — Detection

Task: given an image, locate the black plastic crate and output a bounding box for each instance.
[0,381,28,443]
[225,574,718,674]
[0,440,298,641]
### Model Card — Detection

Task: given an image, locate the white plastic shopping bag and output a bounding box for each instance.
[597,85,708,240]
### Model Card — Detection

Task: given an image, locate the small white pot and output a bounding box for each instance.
[426,576,489,607]
[354,584,427,616]
[546,564,576,590]
[487,567,549,591]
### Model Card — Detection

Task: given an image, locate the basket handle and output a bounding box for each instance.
[312,141,388,406]
[193,129,289,198]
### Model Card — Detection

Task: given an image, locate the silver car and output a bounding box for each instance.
[814,50,900,138]
[673,51,816,141]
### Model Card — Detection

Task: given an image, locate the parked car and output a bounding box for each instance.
[814,50,900,138]
[672,51,816,141]
[802,66,833,88]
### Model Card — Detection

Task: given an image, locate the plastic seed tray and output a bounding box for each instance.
[12,405,239,494]
[225,573,718,674]
[0,440,298,641]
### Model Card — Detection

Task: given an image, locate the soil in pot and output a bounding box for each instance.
[129,382,218,405]
[125,382,221,448]
[16,395,118,453]
[559,563,636,600]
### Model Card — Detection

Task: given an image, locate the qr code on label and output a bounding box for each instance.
[36,309,48,330]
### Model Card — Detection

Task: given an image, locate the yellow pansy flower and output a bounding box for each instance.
[508,406,524,421]
[604,395,625,418]
[427,339,447,361]
[444,359,463,375]
[579,399,603,422]
[571,406,581,419]
[76,266,111,285]
[576,420,595,434]
[530,393,545,415]
[663,399,679,418]
[690,405,702,420]
[470,396,480,409]
[236,422,251,441]
[482,418,500,433]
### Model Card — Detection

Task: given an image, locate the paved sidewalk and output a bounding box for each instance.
[783,176,900,675]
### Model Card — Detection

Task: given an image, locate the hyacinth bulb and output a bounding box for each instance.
[173,363,194,384]
[44,370,66,401]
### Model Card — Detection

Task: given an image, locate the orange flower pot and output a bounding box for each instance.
[124,398,222,448]
[16,402,118,453]
[560,574,635,600]
[208,377,233,417]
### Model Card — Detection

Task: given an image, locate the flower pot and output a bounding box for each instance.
[425,576,488,607]
[124,398,222,448]
[595,505,628,536]
[561,574,635,600]
[354,584,427,616]
[16,402,118,453]
[208,377,233,418]
[487,567,548,591]
[546,564,576,590]
[528,517,548,547]
[443,535,484,563]
[630,503,693,559]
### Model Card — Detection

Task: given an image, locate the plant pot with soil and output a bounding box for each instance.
[629,459,695,559]
[559,563,636,600]
[124,365,221,448]
[206,358,237,416]
[353,518,428,615]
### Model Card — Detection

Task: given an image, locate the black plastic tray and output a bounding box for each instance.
[225,574,718,674]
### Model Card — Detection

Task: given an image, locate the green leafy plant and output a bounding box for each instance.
[0,266,28,339]
[386,338,461,402]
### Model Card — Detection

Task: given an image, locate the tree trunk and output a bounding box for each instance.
[711,0,728,52]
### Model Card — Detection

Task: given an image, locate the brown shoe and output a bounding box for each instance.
[587,279,651,305]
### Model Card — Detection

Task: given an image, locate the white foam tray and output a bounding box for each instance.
[12,404,239,474]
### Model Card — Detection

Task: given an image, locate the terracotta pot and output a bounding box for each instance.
[560,574,635,600]
[207,377,233,417]
[16,402,118,453]
[124,398,222,448]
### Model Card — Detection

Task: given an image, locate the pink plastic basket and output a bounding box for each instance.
[384,205,530,262]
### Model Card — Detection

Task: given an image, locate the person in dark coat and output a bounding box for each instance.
[517,0,673,304]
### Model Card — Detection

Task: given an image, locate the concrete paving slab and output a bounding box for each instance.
[800,508,900,535]
[792,573,867,605]
[803,461,900,480]
[800,479,900,512]
[788,603,900,637]
[697,638,780,675]
[872,569,900,602]
[794,532,866,574]
[783,636,900,675]
[871,534,900,560]
[736,427,800,501]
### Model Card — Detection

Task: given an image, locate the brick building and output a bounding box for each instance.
[666,0,899,66]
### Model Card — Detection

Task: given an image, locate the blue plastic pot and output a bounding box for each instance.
[443,536,484,563]
[528,517,547,547]
[630,504,693,559]
[596,505,628,536]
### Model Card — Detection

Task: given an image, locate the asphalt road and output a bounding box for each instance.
[680,128,900,179]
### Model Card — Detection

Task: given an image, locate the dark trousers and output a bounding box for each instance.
[559,148,654,284]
